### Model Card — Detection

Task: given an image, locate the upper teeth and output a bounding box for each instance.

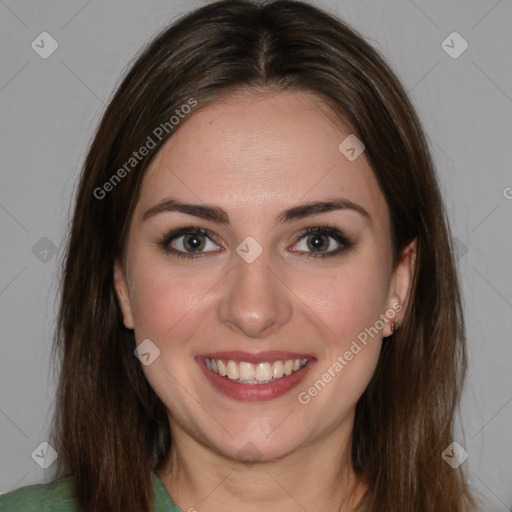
[205,358,308,383]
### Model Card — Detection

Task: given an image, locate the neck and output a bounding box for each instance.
[157,424,367,512]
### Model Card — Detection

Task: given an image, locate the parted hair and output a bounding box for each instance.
[52,1,476,510]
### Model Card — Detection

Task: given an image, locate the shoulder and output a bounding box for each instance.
[0,474,182,512]
[0,476,77,512]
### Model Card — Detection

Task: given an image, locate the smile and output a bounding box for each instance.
[205,357,309,384]
[197,351,315,401]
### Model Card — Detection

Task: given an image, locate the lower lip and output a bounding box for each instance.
[197,358,315,402]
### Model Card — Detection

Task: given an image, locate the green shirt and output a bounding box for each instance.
[0,474,368,511]
[0,473,182,512]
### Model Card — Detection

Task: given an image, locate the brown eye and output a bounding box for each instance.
[160,227,221,258]
[289,226,353,258]
[174,233,207,252]
[305,234,331,252]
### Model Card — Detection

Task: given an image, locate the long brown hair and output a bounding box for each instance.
[52,1,476,510]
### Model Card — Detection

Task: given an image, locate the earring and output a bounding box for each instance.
[391,321,399,334]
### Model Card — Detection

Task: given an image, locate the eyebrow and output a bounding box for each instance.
[142,197,371,225]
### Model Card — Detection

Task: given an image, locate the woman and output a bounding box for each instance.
[0,0,477,510]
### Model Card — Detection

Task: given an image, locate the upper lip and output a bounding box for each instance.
[197,350,315,364]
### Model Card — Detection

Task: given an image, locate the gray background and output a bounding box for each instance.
[0,0,511,510]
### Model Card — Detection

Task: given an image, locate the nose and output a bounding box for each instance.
[217,255,293,339]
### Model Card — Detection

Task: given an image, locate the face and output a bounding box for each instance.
[114,91,415,463]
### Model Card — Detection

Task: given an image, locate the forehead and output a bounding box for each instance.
[137,91,388,227]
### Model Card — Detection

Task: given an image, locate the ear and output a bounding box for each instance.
[383,239,417,337]
[113,258,135,329]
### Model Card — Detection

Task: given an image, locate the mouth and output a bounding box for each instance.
[196,351,315,402]
[205,357,309,384]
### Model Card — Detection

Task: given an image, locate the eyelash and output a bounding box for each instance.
[157,224,354,260]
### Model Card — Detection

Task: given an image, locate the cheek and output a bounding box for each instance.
[292,261,391,344]
[292,266,387,418]
[289,254,391,400]
[128,258,207,345]
[128,264,213,414]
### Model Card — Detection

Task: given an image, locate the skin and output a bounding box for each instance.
[114,90,416,512]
